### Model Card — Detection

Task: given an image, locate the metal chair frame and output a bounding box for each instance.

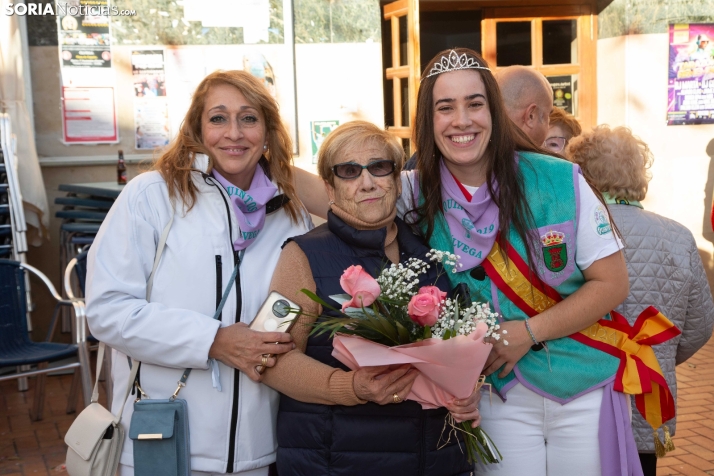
[64,254,113,408]
[0,260,93,420]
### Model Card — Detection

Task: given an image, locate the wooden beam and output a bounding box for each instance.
[384,0,408,19]
[387,127,411,138]
[386,65,410,79]
[391,15,400,67]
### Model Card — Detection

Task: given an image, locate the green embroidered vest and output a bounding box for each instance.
[426,152,619,401]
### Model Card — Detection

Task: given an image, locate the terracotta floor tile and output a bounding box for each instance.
[675,429,699,438]
[672,463,711,476]
[685,444,714,462]
[12,436,37,453]
[659,456,685,467]
[677,454,714,471]
[692,427,714,440]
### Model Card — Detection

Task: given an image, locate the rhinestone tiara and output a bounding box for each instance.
[424,50,491,79]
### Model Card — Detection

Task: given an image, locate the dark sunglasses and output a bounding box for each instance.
[332,160,396,180]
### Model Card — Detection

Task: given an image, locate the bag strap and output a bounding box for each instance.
[146,210,175,301]
[170,251,243,399]
[135,207,244,399]
[90,342,140,424]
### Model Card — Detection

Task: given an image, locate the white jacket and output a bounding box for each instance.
[86,158,312,473]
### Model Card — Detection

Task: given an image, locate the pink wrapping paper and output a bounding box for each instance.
[332,322,493,409]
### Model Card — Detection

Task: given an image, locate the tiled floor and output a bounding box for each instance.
[1,338,713,476]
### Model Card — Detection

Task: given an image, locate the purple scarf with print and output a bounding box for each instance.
[440,160,499,270]
[212,167,277,251]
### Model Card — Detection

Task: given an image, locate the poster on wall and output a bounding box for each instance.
[547,76,573,114]
[132,50,170,149]
[61,86,118,142]
[311,120,340,164]
[667,23,714,125]
[57,0,118,143]
[57,0,112,68]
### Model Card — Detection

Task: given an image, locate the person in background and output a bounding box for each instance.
[544,107,582,157]
[568,125,714,476]
[86,70,312,476]
[495,65,553,146]
[263,121,476,476]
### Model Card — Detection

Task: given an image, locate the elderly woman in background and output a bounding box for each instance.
[262,120,477,476]
[87,70,312,475]
[543,107,582,156]
[568,125,714,476]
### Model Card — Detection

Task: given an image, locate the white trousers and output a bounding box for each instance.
[118,463,269,476]
[475,383,603,476]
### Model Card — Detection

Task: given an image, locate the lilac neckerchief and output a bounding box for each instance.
[212,166,277,251]
[440,160,499,269]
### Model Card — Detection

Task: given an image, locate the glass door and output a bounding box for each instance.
[482,5,596,129]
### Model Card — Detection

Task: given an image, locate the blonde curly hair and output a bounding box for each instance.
[567,125,653,202]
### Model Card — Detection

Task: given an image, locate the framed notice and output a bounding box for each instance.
[667,23,714,125]
[61,86,118,143]
[311,120,339,164]
[547,75,574,114]
[57,0,112,68]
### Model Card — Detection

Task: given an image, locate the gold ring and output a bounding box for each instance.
[261,354,269,367]
[393,393,402,404]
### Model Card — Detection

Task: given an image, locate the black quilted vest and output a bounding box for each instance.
[276,212,472,476]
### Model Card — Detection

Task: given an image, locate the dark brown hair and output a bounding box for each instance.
[413,48,553,269]
[153,70,304,222]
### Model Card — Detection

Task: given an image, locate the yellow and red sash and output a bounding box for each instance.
[481,239,681,440]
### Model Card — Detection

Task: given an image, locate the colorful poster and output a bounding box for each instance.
[61,86,118,142]
[311,120,340,164]
[132,50,170,149]
[547,76,573,114]
[57,0,112,68]
[667,23,714,125]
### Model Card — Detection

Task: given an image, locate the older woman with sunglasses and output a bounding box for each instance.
[261,121,477,476]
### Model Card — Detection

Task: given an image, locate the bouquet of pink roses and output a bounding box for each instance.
[303,250,503,464]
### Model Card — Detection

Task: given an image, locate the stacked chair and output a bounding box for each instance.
[0,112,91,419]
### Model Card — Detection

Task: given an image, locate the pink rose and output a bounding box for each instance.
[340,265,381,311]
[408,293,441,327]
[417,286,447,302]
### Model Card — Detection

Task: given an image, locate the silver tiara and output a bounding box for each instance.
[424,50,491,79]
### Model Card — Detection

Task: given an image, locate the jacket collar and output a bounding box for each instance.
[327,211,387,254]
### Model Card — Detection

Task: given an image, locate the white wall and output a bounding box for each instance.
[293,42,385,171]
[598,34,714,279]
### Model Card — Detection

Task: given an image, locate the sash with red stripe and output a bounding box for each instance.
[481,238,680,452]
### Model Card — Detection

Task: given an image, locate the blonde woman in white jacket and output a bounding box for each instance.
[86,70,312,476]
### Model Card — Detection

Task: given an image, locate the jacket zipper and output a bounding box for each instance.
[215,255,223,312]
[204,175,242,473]
[226,249,242,472]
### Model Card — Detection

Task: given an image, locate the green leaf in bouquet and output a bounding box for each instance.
[394,320,411,344]
[442,329,453,340]
[364,308,399,343]
[300,289,340,312]
[423,326,432,339]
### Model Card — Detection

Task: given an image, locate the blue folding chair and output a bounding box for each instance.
[0,260,92,420]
